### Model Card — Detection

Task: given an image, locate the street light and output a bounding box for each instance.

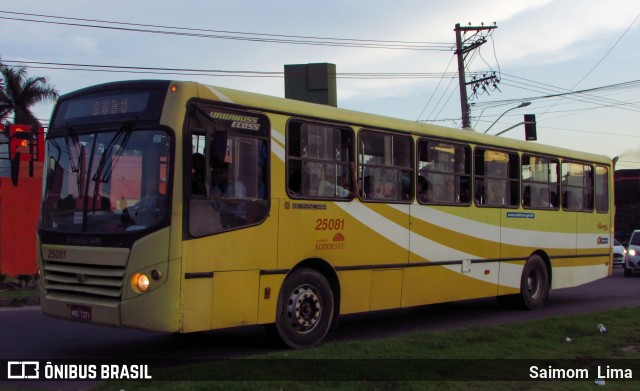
[483,101,531,134]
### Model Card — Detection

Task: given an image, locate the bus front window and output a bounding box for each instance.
[41,129,171,233]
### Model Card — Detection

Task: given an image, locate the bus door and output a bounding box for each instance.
[182,104,273,332]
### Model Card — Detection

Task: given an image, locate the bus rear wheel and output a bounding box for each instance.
[517,255,550,309]
[275,268,334,349]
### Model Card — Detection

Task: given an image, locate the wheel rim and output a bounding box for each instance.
[527,268,541,299]
[287,284,322,333]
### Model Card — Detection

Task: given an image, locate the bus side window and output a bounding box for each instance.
[475,148,519,207]
[595,165,609,213]
[522,155,559,210]
[359,130,412,202]
[187,108,270,237]
[418,139,471,205]
[562,162,593,212]
[286,121,356,199]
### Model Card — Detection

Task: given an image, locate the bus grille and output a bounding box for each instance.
[43,260,125,299]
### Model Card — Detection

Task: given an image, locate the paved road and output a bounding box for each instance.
[1,267,639,361]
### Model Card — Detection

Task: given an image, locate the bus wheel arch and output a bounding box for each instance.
[275,259,339,348]
[517,252,551,310]
[292,258,341,321]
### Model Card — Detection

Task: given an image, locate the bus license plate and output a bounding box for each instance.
[70,305,92,321]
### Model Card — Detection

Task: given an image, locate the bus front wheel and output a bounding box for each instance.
[276,268,334,349]
[518,255,550,310]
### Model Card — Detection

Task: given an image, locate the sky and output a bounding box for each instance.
[2,0,640,168]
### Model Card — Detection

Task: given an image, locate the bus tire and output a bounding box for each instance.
[517,255,550,310]
[275,268,334,349]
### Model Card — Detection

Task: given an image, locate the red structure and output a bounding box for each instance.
[0,124,44,276]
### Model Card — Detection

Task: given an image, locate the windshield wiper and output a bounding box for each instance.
[63,134,84,196]
[99,124,132,184]
[91,123,132,213]
[91,122,132,184]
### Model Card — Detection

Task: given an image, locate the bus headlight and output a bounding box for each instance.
[132,273,150,292]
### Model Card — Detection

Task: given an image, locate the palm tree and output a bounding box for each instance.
[0,56,9,125]
[0,60,58,127]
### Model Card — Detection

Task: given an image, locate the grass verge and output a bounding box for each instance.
[94,306,640,391]
[0,288,39,299]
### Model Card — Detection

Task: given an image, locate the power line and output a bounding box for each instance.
[0,10,454,51]
[498,80,640,114]
[502,73,640,108]
[540,125,640,139]
[416,54,456,120]
[539,11,640,117]
[8,59,639,127]
[471,77,640,113]
[3,59,465,80]
[570,12,640,92]
[1,10,452,47]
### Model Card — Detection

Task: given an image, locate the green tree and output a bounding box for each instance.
[0,59,58,127]
[0,56,8,124]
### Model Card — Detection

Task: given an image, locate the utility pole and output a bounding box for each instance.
[454,23,498,129]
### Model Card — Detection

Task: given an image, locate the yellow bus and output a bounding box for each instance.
[37,80,613,348]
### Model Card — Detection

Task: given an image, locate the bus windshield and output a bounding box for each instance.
[40,128,171,234]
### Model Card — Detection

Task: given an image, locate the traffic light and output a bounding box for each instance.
[9,124,30,159]
[524,114,537,141]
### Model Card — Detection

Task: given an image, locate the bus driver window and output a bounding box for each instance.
[187,106,269,237]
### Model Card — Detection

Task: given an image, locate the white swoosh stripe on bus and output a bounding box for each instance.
[271,136,285,162]
[397,204,607,250]
[271,129,286,162]
[204,86,233,103]
[272,128,285,146]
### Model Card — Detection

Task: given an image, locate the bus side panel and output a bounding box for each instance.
[337,270,372,314]
[402,264,499,307]
[181,205,279,331]
[211,270,260,329]
[409,205,501,262]
[257,274,285,324]
[277,201,409,269]
[180,274,213,333]
[498,209,576,295]
[550,211,610,289]
[496,261,525,296]
[370,269,403,311]
[406,205,500,306]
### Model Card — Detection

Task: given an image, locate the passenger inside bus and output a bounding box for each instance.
[397,155,412,200]
[523,185,531,207]
[121,181,167,229]
[212,163,246,198]
[417,175,431,203]
[192,153,206,196]
[318,162,359,198]
[363,176,382,199]
[211,163,247,227]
